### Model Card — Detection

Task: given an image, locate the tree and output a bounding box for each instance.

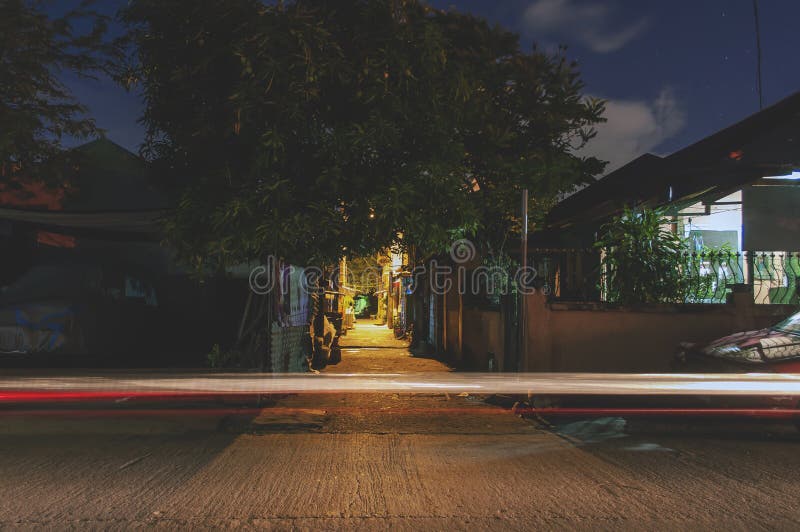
[345,255,383,294]
[119,0,605,366]
[119,0,605,270]
[0,0,111,176]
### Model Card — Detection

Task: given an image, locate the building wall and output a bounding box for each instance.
[743,183,800,251]
[523,292,796,372]
[461,305,505,371]
[441,282,797,373]
[444,282,462,361]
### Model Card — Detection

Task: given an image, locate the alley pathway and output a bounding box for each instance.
[326,321,448,374]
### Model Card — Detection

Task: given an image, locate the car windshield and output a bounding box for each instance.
[773,312,800,335]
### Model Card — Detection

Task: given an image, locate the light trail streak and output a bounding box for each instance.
[3,407,800,419]
[1,372,800,399]
[526,408,800,418]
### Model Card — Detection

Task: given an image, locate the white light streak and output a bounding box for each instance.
[2,372,800,397]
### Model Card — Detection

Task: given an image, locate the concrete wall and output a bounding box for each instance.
[461,306,505,371]
[270,323,309,373]
[523,292,797,372]
[443,274,462,361]
[441,285,797,373]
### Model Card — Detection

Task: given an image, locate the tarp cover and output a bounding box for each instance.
[0,303,75,354]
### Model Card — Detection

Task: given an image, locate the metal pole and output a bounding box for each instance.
[752,0,763,110]
[519,189,528,372]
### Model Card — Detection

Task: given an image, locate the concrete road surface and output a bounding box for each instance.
[2,322,800,530]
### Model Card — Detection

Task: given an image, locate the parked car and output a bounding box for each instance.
[675,311,800,429]
[675,311,800,373]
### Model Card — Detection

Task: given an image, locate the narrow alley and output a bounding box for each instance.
[326,322,449,374]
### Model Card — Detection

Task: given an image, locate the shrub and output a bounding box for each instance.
[595,207,687,304]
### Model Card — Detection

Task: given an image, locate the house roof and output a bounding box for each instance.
[545,153,665,230]
[543,90,800,233]
[59,138,169,212]
[0,138,168,239]
[0,207,163,239]
[0,138,169,212]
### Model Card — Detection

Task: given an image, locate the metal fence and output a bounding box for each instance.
[750,251,800,305]
[530,249,800,305]
[678,251,745,304]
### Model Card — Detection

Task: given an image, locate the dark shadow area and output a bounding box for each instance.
[0,251,248,369]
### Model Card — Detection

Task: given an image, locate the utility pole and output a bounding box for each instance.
[519,189,529,372]
[752,0,763,110]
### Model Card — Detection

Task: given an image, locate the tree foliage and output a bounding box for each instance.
[345,255,383,294]
[0,0,111,175]
[120,0,605,270]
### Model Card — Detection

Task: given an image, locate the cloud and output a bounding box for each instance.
[523,0,648,53]
[581,88,687,173]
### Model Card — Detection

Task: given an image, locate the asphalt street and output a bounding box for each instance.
[2,323,800,530]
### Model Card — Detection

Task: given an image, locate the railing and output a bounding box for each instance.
[678,251,800,304]
[750,251,800,305]
[677,251,745,304]
[530,249,800,305]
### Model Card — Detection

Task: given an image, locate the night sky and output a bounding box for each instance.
[57,0,800,172]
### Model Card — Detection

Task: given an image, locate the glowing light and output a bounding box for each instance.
[764,171,800,180]
[2,373,800,399]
